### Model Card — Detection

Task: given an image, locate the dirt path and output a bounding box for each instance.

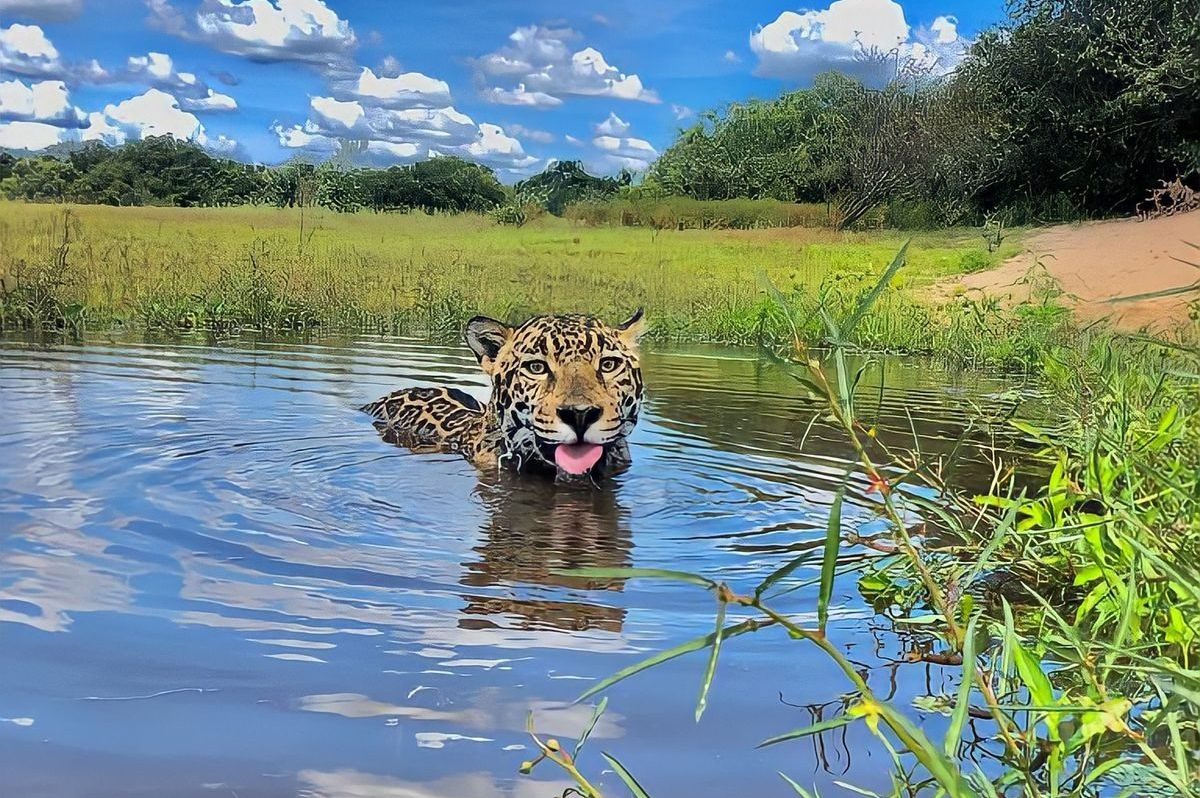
[941,214,1200,332]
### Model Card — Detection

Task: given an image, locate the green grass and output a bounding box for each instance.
[0,201,1022,351]
[564,196,835,229]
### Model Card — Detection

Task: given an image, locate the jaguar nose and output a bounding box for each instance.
[557,405,602,441]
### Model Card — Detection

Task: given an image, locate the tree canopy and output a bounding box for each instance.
[649,0,1199,225]
[0,139,515,215]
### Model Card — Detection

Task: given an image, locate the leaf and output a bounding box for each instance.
[755,549,817,600]
[872,701,978,797]
[1104,566,1140,671]
[1125,538,1200,604]
[1119,333,1200,355]
[1011,641,1055,709]
[944,614,979,758]
[965,492,1024,586]
[788,372,826,398]
[757,271,802,347]
[1079,757,1127,787]
[601,752,651,798]
[1107,281,1200,303]
[833,781,883,798]
[818,304,842,344]
[779,773,818,798]
[1165,676,1200,710]
[555,567,715,590]
[842,241,910,340]
[1076,698,1132,742]
[576,618,763,703]
[695,599,728,723]
[1010,419,1053,444]
[1165,703,1190,782]
[574,696,608,758]
[818,486,845,634]
[758,715,853,748]
[895,614,943,625]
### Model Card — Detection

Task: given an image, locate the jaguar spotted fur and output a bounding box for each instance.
[361,311,646,480]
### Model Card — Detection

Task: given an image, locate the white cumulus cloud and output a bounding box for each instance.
[205,132,240,155]
[364,139,425,163]
[278,90,539,173]
[461,123,538,171]
[122,51,238,111]
[574,113,659,174]
[270,120,337,153]
[0,120,69,149]
[181,89,237,111]
[0,78,86,127]
[594,112,630,137]
[0,23,64,78]
[475,26,659,106]
[750,0,966,84]
[482,83,562,109]
[309,95,364,132]
[0,87,235,154]
[78,111,124,145]
[101,88,205,141]
[345,66,451,108]
[149,0,357,67]
[930,14,958,44]
[593,133,656,162]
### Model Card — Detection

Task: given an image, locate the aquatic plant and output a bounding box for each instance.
[523,245,1200,797]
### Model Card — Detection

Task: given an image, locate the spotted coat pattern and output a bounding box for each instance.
[361,312,646,477]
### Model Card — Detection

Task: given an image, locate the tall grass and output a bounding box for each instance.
[565,196,834,230]
[519,247,1200,798]
[0,201,1031,360]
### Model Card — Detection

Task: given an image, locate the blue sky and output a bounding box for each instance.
[0,0,1006,179]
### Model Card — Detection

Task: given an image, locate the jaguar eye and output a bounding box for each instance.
[599,356,622,374]
[524,359,549,375]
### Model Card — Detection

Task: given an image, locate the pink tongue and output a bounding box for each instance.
[554,443,604,475]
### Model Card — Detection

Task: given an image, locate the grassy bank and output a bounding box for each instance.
[0,201,1038,360]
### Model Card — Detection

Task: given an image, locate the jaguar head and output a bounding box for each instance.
[466,311,646,479]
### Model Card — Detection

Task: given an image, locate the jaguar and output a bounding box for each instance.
[361,311,646,481]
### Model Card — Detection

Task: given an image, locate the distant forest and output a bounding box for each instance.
[2,0,1196,227]
[0,143,627,217]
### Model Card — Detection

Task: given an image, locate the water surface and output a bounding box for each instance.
[0,337,1027,798]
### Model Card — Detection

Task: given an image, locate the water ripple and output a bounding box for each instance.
[0,336,1033,797]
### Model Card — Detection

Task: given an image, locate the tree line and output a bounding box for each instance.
[649,0,1199,227]
[0,138,625,216]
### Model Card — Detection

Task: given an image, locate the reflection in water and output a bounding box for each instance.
[297,768,577,798]
[463,477,632,633]
[0,336,1034,798]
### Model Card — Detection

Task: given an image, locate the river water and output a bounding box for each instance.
[0,336,1028,798]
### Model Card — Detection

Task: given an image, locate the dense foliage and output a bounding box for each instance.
[514,160,628,215]
[650,0,1200,226]
[0,138,633,220]
[0,138,514,214]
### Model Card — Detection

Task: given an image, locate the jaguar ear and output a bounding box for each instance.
[616,307,646,346]
[465,316,512,373]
